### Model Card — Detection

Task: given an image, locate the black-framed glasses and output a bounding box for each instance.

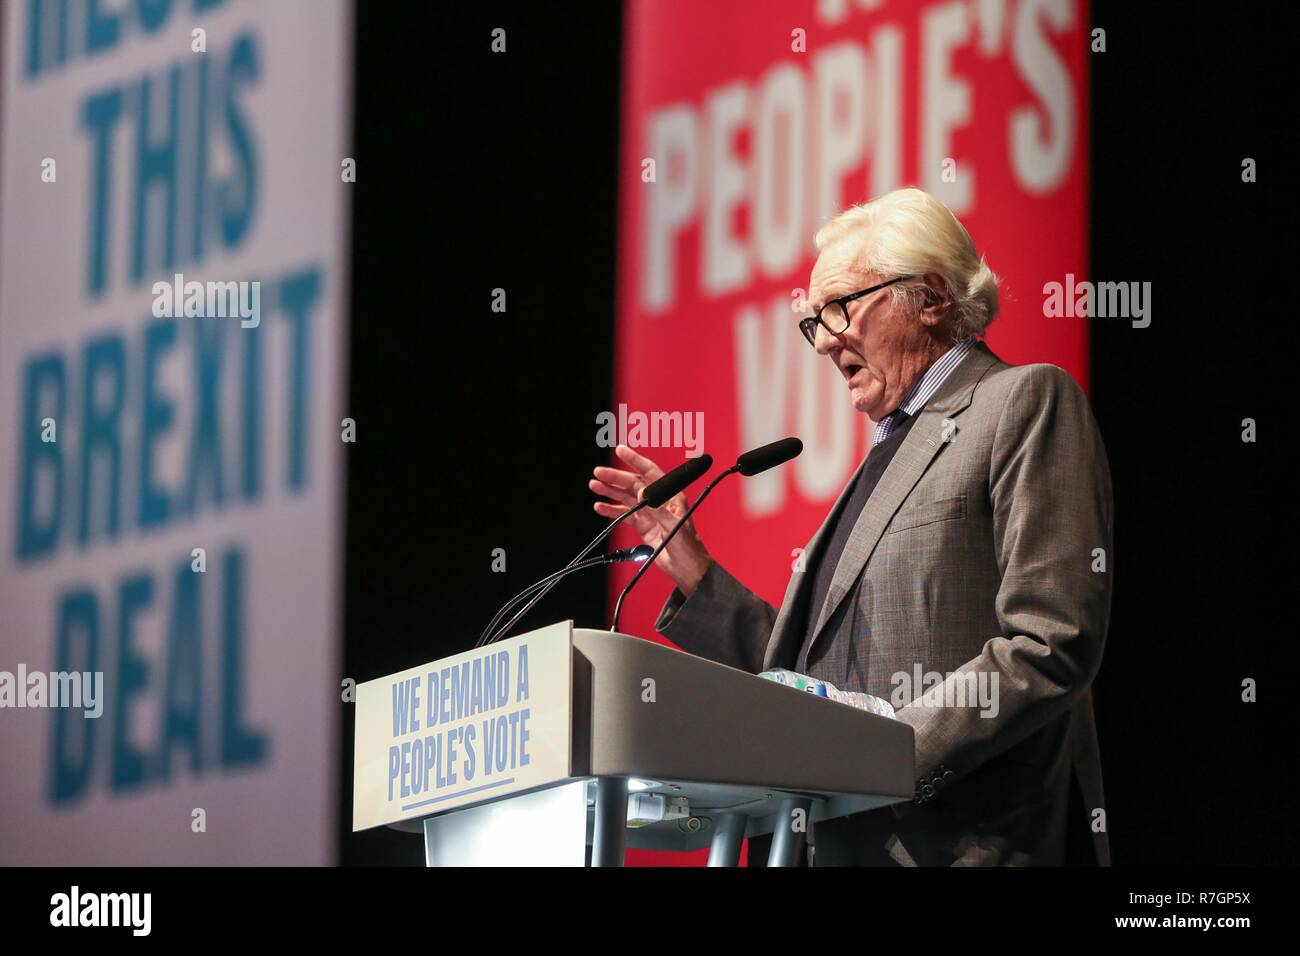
[798,275,914,347]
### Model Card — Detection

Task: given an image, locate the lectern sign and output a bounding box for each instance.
[352,623,574,831]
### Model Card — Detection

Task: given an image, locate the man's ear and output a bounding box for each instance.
[918,273,950,326]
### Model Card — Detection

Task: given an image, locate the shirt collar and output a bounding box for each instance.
[871,336,976,446]
[896,336,976,417]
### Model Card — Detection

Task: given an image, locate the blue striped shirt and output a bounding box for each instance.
[871,336,976,447]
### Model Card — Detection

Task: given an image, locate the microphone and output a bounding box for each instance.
[479,545,654,647]
[537,455,711,592]
[479,455,713,647]
[610,438,803,632]
[641,454,712,507]
[737,436,804,476]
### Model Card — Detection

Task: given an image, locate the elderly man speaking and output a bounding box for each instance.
[591,187,1113,867]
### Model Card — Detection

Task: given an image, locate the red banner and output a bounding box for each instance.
[611,0,1089,863]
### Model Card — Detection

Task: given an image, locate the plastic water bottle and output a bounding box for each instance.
[759,669,895,719]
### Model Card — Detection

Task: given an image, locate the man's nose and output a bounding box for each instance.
[813,320,839,355]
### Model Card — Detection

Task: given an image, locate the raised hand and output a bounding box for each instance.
[589,444,713,596]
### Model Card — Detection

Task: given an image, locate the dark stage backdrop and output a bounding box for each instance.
[344,1,1290,866]
[1086,3,1289,866]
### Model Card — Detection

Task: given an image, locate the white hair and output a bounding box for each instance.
[814,188,1001,340]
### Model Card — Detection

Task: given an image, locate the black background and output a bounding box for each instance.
[343,1,1292,866]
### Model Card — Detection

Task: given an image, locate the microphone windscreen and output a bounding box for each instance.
[736,437,803,477]
[641,454,713,507]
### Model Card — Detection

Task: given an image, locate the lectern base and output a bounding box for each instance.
[423,780,588,866]
[590,777,628,867]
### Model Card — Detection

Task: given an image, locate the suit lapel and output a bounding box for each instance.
[799,342,1003,659]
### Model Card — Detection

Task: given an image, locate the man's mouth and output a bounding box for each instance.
[844,363,863,380]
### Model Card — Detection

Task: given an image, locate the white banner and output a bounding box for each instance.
[353,624,575,833]
[0,0,351,864]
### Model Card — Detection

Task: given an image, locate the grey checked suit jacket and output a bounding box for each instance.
[655,341,1114,866]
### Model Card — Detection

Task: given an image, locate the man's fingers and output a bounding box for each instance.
[614,444,665,483]
[592,465,640,492]
[591,479,685,529]
[589,478,638,508]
